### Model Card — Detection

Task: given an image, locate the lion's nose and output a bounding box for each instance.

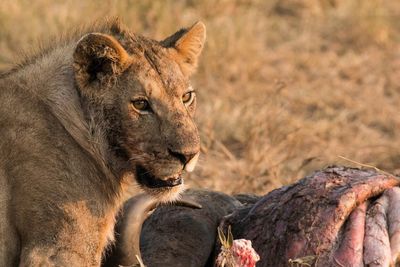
[168,148,197,165]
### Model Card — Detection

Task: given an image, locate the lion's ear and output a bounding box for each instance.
[162,21,206,76]
[73,33,132,91]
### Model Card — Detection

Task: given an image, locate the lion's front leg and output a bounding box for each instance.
[16,201,114,267]
[17,223,105,267]
[18,246,99,267]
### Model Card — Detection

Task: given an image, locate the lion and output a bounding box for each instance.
[0,18,205,266]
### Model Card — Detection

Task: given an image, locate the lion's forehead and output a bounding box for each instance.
[117,34,189,97]
[129,50,188,99]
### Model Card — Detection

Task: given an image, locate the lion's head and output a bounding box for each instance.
[72,21,205,202]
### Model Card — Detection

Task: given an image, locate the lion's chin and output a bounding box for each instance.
[141,182,185,203]
[134,164,186,202]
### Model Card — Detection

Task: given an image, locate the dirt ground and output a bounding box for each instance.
[1,0,399,195]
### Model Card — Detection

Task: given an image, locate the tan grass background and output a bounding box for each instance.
[1,0,399,195]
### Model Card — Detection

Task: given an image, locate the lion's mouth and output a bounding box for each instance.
[135,165,183,189]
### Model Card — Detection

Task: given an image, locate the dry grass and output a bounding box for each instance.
[1,0,399,195]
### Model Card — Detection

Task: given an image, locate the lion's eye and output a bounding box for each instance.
[131,99,151,113]
[182,91,195,106]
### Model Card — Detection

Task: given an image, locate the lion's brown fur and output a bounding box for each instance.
[0,19,205,266]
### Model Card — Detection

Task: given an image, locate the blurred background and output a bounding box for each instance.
[1,0,399,195]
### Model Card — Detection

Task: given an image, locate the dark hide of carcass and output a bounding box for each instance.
[139,189,242,267]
